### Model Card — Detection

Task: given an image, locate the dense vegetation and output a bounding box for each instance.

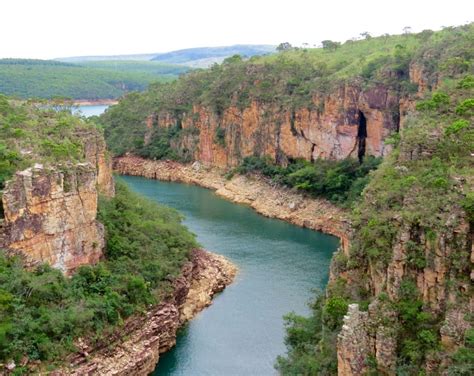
[0,182,196,368]
[229,156,381,206]
[0,59,178,100]
[276,75,473,375]
[78,60,189,77]
[0,95,99,216]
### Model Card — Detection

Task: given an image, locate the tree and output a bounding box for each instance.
[403,26,412,34]
[360,31,372,40]
[321,40,341,51]
[276,42,292,52]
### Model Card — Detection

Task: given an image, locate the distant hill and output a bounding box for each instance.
[0,45,275,100]
[79,60,190,76]
[56,45,276,68]
[150,45,276,67]
[57,53,158,62]
[0,58,176,100]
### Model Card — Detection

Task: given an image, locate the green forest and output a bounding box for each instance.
[0,59,186,100]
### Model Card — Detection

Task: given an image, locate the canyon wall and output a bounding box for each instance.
[58,249,236,376]
[335,215,473,375]
[0,131,114,275]
[147,82,401,168]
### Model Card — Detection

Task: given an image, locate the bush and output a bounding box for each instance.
[323,296,349,330]
[455,98,474,116]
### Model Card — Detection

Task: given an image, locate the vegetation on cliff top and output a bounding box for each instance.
[0,182,197,368]
[0,95,100,216]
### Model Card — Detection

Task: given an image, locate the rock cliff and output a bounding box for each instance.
[0,131,114,275]
[58,249,236,376]
[146,82,400,168]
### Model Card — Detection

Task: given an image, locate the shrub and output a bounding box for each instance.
[445,119,470,135]
[323,296,349,330]
[455,98,474,116]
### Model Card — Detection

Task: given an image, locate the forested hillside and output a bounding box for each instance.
[0,59,178,100]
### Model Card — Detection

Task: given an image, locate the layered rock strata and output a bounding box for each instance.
[148,83,401,168]
[0,163,104,274]
[0,131,114,274]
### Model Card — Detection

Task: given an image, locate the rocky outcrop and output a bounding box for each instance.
[337,304,371,376]
[113,155,350,250]
[58,249,236,376]
[80,130,115,197]
[336,218,473,375]
[0,163,104,274]
[0,128,114,274]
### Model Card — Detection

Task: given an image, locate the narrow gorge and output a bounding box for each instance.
[101,24,473,375]
[0,23,472,376]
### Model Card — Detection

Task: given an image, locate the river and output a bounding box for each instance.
[121,175,339,376]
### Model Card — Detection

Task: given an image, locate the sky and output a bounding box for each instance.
[1,0,472,59]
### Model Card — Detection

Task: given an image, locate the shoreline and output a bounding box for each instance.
[73,99,119,106]
[114,155,351,252]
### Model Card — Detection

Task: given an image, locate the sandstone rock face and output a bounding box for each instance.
[114,155,350,251]
[80,130,115,197]
[60,249,236,376]
[150,83,400,168]
[0,130,114,274]
[337,304,370,376]
[0,164,104,274]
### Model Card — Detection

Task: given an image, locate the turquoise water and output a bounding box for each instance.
[74,104,109,117]
[121,175,339,376]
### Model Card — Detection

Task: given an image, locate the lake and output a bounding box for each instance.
[74,104,109,117]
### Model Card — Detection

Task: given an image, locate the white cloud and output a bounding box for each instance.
[0,0,472,59]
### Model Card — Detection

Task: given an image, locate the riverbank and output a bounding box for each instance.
[72,99,118,106]
[59,249,237,375]
[113,155,351,251]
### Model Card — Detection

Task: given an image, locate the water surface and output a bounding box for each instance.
[74,104,109,117]
[121,175,339,376]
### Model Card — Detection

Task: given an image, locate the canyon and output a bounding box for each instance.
[0,128,237,374]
